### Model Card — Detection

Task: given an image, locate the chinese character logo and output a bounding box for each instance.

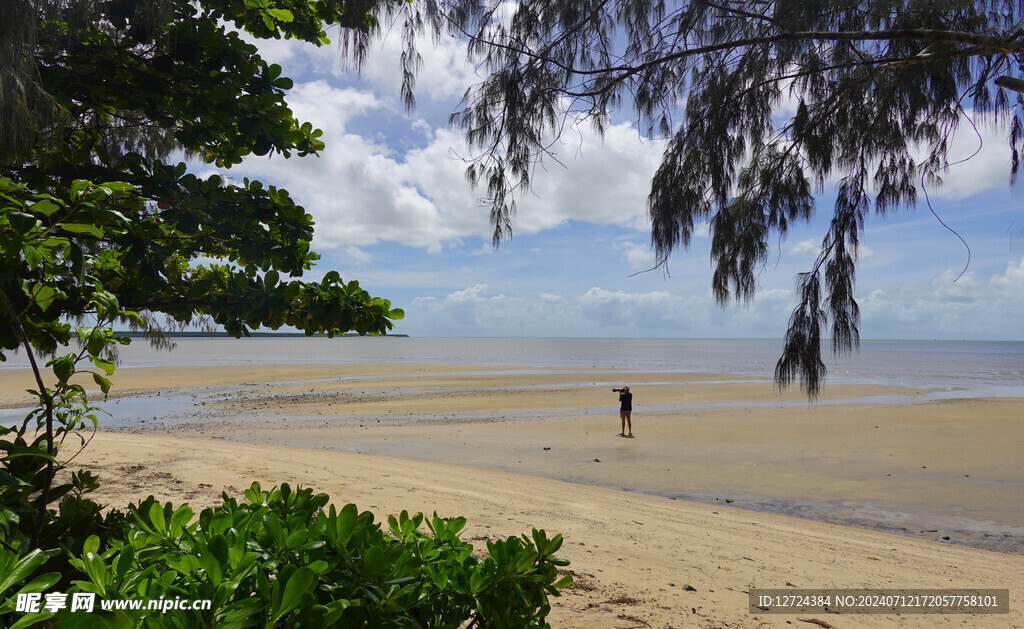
[15,592,42,613]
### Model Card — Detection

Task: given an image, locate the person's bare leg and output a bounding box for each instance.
[625,411,632,436]
[619,411,626,436]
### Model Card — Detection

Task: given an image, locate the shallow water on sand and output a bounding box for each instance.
[4,338,1022,554]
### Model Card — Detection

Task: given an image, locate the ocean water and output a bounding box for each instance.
[3,336,1023,393]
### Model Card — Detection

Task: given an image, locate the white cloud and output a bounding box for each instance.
[341,246,372,265]
[290,79,382,125]
[989,256,1024,298]
[400,118,667,243]
[616,241,656,271]
[447,284,493,302]
[847,113,1014,201]
[930,269,984,303]
[577,287,699,330]
[404,283,798,337]
[220,82,467,253]
[789,238,820,256]
[242,16,480,108]
[922,117,1017,200]
[371,250,1024,340]
[517,123,664,231]
[777,103,1016,203]
[411,285,526,331]
[859,257,1024,339]
[224,74,664,255]
[236,31,1024,268]
[788,239,874,260]
[357,29,477,103]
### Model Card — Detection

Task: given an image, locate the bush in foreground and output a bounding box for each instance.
[1,481,571,628]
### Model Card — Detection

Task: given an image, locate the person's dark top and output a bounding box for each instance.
[619,391,632,412]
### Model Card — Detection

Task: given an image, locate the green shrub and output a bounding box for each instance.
[1,482,571,628]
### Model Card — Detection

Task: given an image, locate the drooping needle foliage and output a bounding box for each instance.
[355,0,1024,396]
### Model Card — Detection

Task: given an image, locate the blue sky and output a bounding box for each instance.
[211,27,1024,340]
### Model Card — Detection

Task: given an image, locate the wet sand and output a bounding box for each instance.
[4,363,1023,627]
[189,398,1024,553]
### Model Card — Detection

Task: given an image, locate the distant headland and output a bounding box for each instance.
[113,331,409,338]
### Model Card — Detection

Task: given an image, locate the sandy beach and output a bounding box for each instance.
[3,362,1023,627]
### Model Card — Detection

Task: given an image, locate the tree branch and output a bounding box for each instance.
[995,75,1024,95]
[0,288,55,550]
[593,28,1023,91]
[467,26,1024,82]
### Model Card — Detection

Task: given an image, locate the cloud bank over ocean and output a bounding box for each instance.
[213,29,1022,340]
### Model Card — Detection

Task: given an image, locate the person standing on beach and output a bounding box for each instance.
[614,386,633,437]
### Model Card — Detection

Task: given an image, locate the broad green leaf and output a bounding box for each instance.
[18,571,61,594]
[217,598,265,629]
[469,569,485,593]
[362,546,385,576]
[89,355,116,376]
[149,502,167,534]
[273,566,315,622]
[50,354,74,382]
[70,179,91,198]
[60,223,103,238]
[267,8,293,22]
[99,181,135,193]
[115,545,135,578]
[29,284,55,311]
[334,503,357,544]
[0,549,48,592]
[92,372,111,395]
[198,550,223,587]
[21,245,43,269]
[8,610,55,629]
[90,289,119,317]
[169,504,193,535]
[68,241,85,282]
[264,269,279,288]
[81,551,107,587]
[28,199,60,216]
[2,451,60,463]
[263,513,285,547]
[6,211,38,234]
[87,327,106,356]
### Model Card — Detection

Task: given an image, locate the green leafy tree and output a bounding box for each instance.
[361,0,1024,396]
[2,0,405,355]
[1,5,574,626]
[1,0,404,552]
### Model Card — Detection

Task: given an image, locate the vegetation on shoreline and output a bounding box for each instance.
[109,331,411,338]
[2,479,569,627]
